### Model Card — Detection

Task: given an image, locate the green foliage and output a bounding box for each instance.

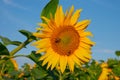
[31,66,47,79]
[28,51,42,64]
[41,0,59,22]
[19,30,36,40]
[0,29,36,79]
[107,58,119,68]
[0,51,120,80]
[0,36,22,46]
[0,0,120,80]
[59,61,102,80]
[0,36,12,46]
[115,51,120,57]
[28,51,59,80]
[107,58,120,77]
[0,42,9,56]
[0,59,18,79]
[112,64,120,77]
[86,60,102,80]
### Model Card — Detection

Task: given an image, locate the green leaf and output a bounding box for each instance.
[0,42,9,55]
[11,41,22,46]
[115,51,120,57]
[6,59,17,72]
[19,30,36,40]
[41,0,59,22]
[28,51,60,79]
[27,51,45,69]
[0,35,22,46]
[0,59,17,75]
[22,63,31,77]
[28,51,49,79]
[112,65,120,76]
[0,76,3,80]
[28,51,42,63]
[31,67,48,79]
[107,58,118,68]
[0,36,11,45]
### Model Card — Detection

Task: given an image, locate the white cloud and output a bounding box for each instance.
[3,0,11,4]
[93,49,115,54]
[2,0,27,10]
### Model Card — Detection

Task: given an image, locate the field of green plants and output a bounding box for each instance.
[0,0,120,80]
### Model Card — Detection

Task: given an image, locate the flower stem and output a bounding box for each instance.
[13,54,28,58]
[10,38,33,56]
[59,71,63,80]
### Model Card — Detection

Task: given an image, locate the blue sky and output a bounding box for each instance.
[0,0,120,67]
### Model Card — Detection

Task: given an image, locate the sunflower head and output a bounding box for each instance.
[33,5,95,73]
[50,26,80,56]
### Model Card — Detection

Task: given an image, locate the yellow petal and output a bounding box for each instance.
[98,68,109,80]
[47,59,52,69]
[36,27,50,33]
[33,33,50,38]
[81,37,95,46]
[71,54,81,66]
[41,17,57,30]
[60,55,67,73]
[75,20,91,30]
[36,24,52,33]
[80,42,92,50]
[36,27,43,31]
[74,48,91,62]
[114,76,120,80]
[36,48,47,53]
[79,31,93,37]
[64,6,74,26]
[46,52,59,70]
[35,40,50,49]
[55,6,64,27]
[39,48,53,61]
[70,9,82,25]
[41,16,50,23]
[51,53,60,70]
[68,56,74,72]
[38,23,48,28]
[10,59,18,70]
[32,38,50,45]
[79,46,91,55]
[67,5,74,18]
[42,53,54,66]
[48,19,58,30]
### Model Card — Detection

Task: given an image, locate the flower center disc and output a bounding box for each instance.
[51,26,80,56]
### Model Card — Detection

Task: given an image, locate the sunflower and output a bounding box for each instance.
[10,58,18,70]
[33,6,94,73]
[98,63,112,80]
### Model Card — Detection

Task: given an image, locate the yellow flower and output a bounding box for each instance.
[98,63,112,80]
[114,76,120,80]
[33,6,94,73]
[100,62,108,68]
[10,58,18,70]
[18,72,24,78]
[98,68,109,80]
